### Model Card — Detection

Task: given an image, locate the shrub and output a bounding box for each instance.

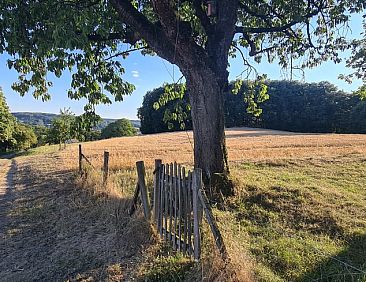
[101,118,137,139]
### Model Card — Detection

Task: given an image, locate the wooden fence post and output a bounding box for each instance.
[103,151,109,185]
[198,189,228,261]
[192,168,202,261]
[129,183,141,216]
[153,159,162,223]
[136,161,151,220]
[78,144,82,174]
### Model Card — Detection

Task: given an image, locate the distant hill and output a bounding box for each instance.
[13,112,57,127]
[12,112,140,129]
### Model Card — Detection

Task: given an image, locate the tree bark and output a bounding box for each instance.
[184,68,228,182]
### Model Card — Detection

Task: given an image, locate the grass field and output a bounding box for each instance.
[63,127,366,170]
[55,127,366,281]
[2,127,366,281]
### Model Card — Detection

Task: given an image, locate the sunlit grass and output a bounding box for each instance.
[0,144,60,158]
[52,127,366,281]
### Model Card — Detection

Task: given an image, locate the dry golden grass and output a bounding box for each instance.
[0,152,158,281]
[61,127,366,171]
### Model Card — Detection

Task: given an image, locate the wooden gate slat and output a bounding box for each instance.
[173,162,178,250]
[178,164,182,252]
[158,164,165,236]
[192,169,202,261]
[187,171,193,255]
[164,164,169,241]
[182,166,187,254]
[169,163,174,242]
[153,159,162,222]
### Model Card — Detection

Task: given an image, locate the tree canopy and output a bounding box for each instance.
[0,87,37,151]
[0,87,17,151]
[47,108,76,144]
[138,85,192,134]
[1,1,364,111]
[12,123,37,151]
[101,118,137,139]
[343,19,366,99]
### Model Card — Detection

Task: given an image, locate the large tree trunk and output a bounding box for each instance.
[111,0,238,197]
[185,68,231,195]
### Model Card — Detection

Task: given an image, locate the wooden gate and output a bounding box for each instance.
[77,147,228,262]
[152,160,202,260]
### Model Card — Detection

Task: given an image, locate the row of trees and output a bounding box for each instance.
[1,87,136,152]
[36,112,137,147]
[0,88,37,152]
[138,80,366,134]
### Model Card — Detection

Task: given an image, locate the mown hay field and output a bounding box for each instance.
[59,127,366,281]
[63,127,366,170]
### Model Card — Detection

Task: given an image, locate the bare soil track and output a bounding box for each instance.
[0,153,154,281]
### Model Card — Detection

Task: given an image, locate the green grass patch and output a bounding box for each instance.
[223,156,366,281]
[141,250,193,281]
[0,144,60,158]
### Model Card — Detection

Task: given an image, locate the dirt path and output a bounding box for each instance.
[0,153,155,281]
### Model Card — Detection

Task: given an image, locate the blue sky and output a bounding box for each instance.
[0,14,363,119]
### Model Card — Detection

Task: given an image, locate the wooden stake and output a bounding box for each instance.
[78,144,82,174]
[136,161,151,220]
[103,151,109,185]
[129,183,140,216]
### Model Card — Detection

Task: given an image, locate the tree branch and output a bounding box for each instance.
[235,1,321,35]
[213,0,239,49]
[86,32,124,42]
[192,0,213,35]
[205,0,239,86]
[239,2,270,23]
[240,32,278,57]
[105,46,147,61]
[235,21,301,34]
[150,0,213,69]
[232,45,258,78]
[110,0,177,64]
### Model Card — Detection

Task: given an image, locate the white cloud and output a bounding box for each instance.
[131,70,139,78]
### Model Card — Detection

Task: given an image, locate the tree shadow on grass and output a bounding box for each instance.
[300,234,366,282]
[0,155,156,281]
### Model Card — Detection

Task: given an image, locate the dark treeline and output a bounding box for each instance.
[138,80,366,134]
